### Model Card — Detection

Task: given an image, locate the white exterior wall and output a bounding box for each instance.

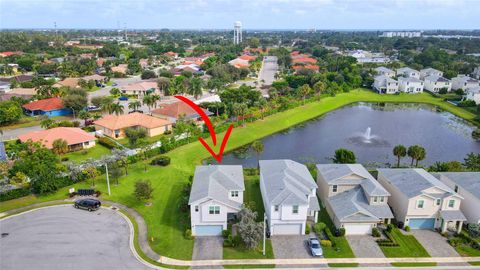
[83,140,96,149]
[452,76,479,90]
[190,199,241,236]
[420,70,443,80]
[377,173,410,223]
[439,176,480,224]
[424,79,451,92]
[398,80,424,93]
[466,91,480,105]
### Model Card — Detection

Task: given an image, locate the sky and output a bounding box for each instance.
[0,0,479,30]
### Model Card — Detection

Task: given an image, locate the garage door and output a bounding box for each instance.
[343,224,372,235]
[409,218,435,230]
[195,225,223,236]
[273,224,302,235]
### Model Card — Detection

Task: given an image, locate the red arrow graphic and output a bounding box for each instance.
[174,95,233,163]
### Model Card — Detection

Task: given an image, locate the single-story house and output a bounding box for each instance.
[18,127,96,151]
[22,97,72,117]
[189,165,245,236]
[377,168,466,233]
[260,159,320,235]
[0,88,36,101]
[316,164,394,235]
[151,101,213,124]
[94,112,172,139]
[111,64,128,74]
[171,64,202,75]
[120,81,159,96]
[435,172,480,224]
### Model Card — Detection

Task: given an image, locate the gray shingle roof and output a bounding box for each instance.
[436,172,480,199]
[440,210,467,221]
[375,66,394,73]
[260,160,317,206]
[189,165,245,209]
[316,164,390,196]
[328,186,394,222]
[398,76,423,83]
[378,168,456,198]
[425,75,450,83]
[397,67,419,74]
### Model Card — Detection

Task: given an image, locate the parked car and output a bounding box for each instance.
[118,96,128,101]
[307,237,323,257]
[87,105,100,111]
[74,198,101,211]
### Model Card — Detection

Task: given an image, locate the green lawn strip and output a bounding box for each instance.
[469,261,480,266]
[223,264,275,269]
[317,206,355,258]
[1,116,72,130]
[379,229,430,258]
[1,89,477,260]
[327,263,359,267]
[62,144,112,162]
[390,262,437,267]
[224,240,274,259]
[243,174,265,221]
[454,243,480,257]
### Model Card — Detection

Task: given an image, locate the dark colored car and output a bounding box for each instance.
[118,96,129,101]
[74,198,101,211]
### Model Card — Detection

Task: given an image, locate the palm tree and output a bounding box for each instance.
[393,145,407,168]
[109,102,124,115]
[415,146,426,167]
[157,77,170,94]
[251,140,264,168]
[233,103,248,127]
[100,98,114,113]
[78,110,90,126]
[313,81,326,100]
[190,77,204,99]
[128,100,141,112]
[407,145,423,167]
[142,95,155,112]
[298,84,312,105]
[151,94,161,108]
[40,118,55,129]
[254,97,268,120]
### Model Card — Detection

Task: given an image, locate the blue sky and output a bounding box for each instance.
[0,0,479,30]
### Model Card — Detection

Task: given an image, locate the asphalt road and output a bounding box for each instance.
[0,205,152,270]
[258,56,278,86]
[1,125,43,141]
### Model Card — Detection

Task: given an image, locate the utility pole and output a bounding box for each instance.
[105,163,111,196]
[263,212,266,256]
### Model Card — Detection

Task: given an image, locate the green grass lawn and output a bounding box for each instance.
[379,229,430,258]
[243,174,265,221]
[390,262,437,267]
[317,205,355,258]
[223,264,275,269]
[62,144,112,163]
[1,116,72,130]
[328,263,359,267]
[453,243,480,257]
[469,261,480,266]
[1,89,476,260]
[224,240,274,259]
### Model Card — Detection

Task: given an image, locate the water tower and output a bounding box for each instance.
[233,21,242,45]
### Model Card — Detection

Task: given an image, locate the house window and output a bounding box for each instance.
[231,191,239,197]
[380,196,385,203]
[292,205,299,214]
[454,185,458,193]
[195,205,199,212]
[209,206,220,214]
[448,200,455,208]
[84,141,89,146]
[274,205,279,212]
[373,196,378,203]
[417,200,424,209]
[332,185,338,193]
[436,199,441,206]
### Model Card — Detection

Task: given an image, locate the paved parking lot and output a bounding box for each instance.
[346,235,385,258]
[0,205,151,270]
[410,230,459,257]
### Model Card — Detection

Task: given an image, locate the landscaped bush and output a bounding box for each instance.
[458,100,476,107]
[150,156,171,166]
[448,238,461,247]
[397,221,404,229]
[376,228,400,247]
[61,157,69,162]
[372,227,381,237]
[243,168,259,176]
[404,226,411,232]
[338,227,346,236]
[324,227,336,247]
[222,229,231,238]
[320,240,332,247]
[305,224,311,234]
[314,222,326,233]
[387,224,395,232]
[467,223,480,238]
[184,229,193,240]
[98,137,118,149]
[0,187,31,202]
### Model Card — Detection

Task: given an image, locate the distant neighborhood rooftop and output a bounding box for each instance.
[18,127,96,149]
[94,112,172,130]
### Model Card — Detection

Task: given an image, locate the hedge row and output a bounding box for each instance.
[0,187,31,202]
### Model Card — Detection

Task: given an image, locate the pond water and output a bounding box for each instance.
[220,102,480,168]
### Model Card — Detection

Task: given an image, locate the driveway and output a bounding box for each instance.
[1,125,43,140]
[192,236,223,260]
[410,230,460,257]
[271,235,312,259]
[346,235,385,258]
[0,205,152,270]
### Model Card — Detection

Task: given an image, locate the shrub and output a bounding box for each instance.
[338,227,346,236]
[0,187,31,202]
[61,157,69,162]
[397,221,404,229]
[98,137,118,149]
[404,226,411,232]
[184,229,193,240]
[222,229,231,238]
[150,156,171,166]
[438,88,448,94]
[458,100,476,107]
[320,240,332,247]
[324,228,336,247]
[305,224,311,234]
[448,238,460,247]
[467,223,480,238]
[387,224,394,232]
[372,227,381,237]
[314,222,326,233]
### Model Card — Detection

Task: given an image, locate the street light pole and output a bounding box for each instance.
[263,212,266,256]
[105,163,111,196]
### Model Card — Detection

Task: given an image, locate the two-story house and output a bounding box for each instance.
[423,75,451,93]
[373,75,399,94]
[259,160,320,235]
[316,164,394,235]
[189,165,245,236]
[451,75,480,91]
[435,172,480,224]
[374,67,396,78]
[420,67,443,80]
[377,168,466,233]
[398,77,424,93]
[397,67,420,79]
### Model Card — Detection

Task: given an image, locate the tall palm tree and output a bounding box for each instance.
[251,140,264,168]
[393,145,407,168]
[109,102,124,115]
[78,110,91,126]
[415,147,426,167]
[128,100,141,111]
[313,81,326,100]
[190,77,204,99]
[151,94,161,108]
[101,98,114,113]
[299,84,312,105]
[142,95,155,112]
[407,145,422,167]
[233,103,248,127]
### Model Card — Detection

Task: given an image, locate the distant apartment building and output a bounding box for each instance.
[380,31,422,38]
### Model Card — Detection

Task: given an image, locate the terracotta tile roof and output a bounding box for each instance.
[53,77,79,88]
[111,64,128,74]
[22,97,65,112]
[18,127,96,149]
[151,101,211,119]
[293,65,320,71]
[121,81,158,92]
[239,54,257,61]
[8,88,37,95]
[94,112,172,130]
[82,74,105,81]
[164,51,178,57]
[292,57,317,64]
